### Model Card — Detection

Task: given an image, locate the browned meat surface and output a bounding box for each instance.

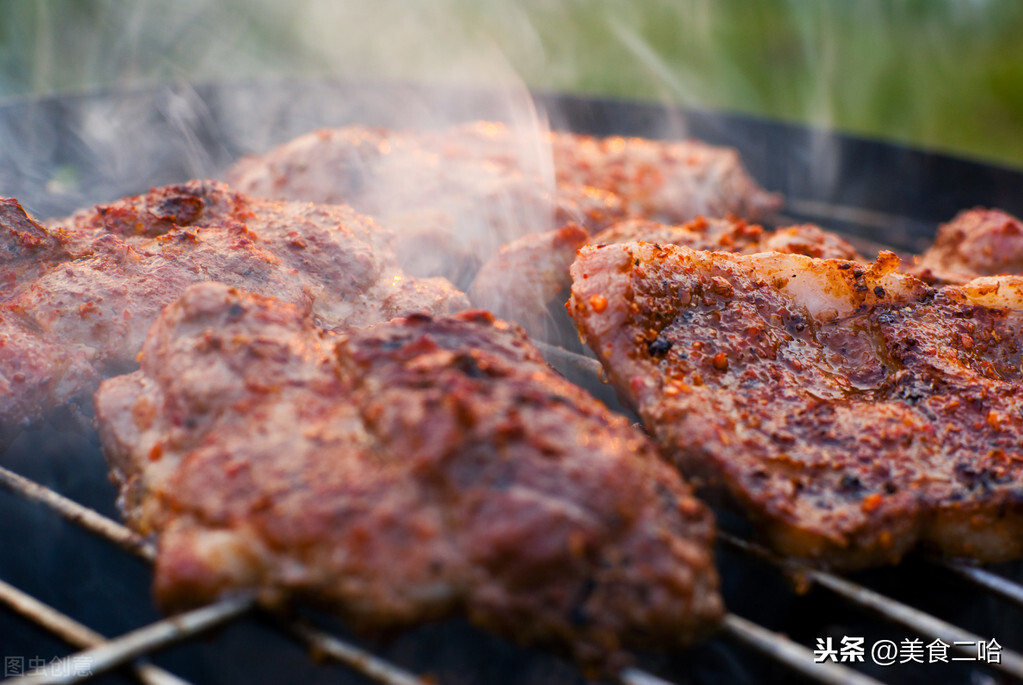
[224,123,625,286]
[467,223,591,337]
[570,242,1023,569]
[1,199,71,291]
[593,217,860,261]
[224,122,779,285]
[469,216,859,338]
[591,216,765,251]
[0,181,467,435]
[95,282,722,669]
[1,200,95,439]
[548,131,782,222]
[909,208,1023,285]
[758,224,862,260]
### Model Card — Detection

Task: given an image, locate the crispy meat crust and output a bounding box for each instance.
[0,198,71,290]
[570,242,1023,569]
[591,217,859,261]
[910,208,1023,285]
[224,122,782,228]
[547,131,781,222]
[468,216,859,337]
[224,122,780,286]
[0,181,466,433]
[1,199,97,433]
[95,282,722,669]
[224,123,626,285]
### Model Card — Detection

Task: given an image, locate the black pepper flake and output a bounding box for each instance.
[454,354,487,379]
[839,474,863,492]
[838,263,852,270]
[648,336,673,357]
[874,285,886,298]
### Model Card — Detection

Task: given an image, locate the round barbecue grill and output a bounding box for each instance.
[1,79,1023,685]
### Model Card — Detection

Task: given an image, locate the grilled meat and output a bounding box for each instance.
[224,123,625,286]
[224,122,779,286]
[1,198,72,290]
[0,181,467,435]
[1,200,97,438]
[910,208,1023,285]
[467,223,592,338]
[570,242,1023,569]
[469,216,859,338]
[547,131,781,222]
[590,217,859,261]
[756,224,863,260]
[94,282,723,668]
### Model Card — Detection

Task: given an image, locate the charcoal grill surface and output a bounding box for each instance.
[1,78,1023,685]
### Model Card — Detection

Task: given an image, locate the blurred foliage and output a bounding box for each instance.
[3,0,1023,167]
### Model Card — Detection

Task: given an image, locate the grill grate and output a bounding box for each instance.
[0,579,188,685]
[4,82,1023,685]
[0,465,429,685]
[2,441,1022,685]
[3,236,1023,685]
[0,461,888,685]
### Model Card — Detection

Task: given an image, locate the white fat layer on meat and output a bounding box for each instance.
[739,250,914,321]
[960,276,1023,310]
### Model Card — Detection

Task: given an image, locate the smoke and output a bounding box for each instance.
[6,2,1023,174]
[5,1,1023,323]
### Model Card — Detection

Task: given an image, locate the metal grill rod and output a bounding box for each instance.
[719,532,1023,681]
[0,466,154,561]
[619,667,679,685]
[940,561,1023,609]
[0,578,190,685]
[0,465,433,685]
[0,465,879,685]
[5,595,255,685]
[283,620,432,685]
[621,614,891,685]
[719,615,883,685]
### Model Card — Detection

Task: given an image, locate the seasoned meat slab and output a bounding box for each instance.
[95,282,722,668]
[910,208,1023,285]
[225,123,626,285]
[224,122,780,284]
[570,242,1023,569]
[547,131,782,222]
[469,216,859,337]
[0,181,466,434]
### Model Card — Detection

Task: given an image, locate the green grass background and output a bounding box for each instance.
[3,0,1023,168]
